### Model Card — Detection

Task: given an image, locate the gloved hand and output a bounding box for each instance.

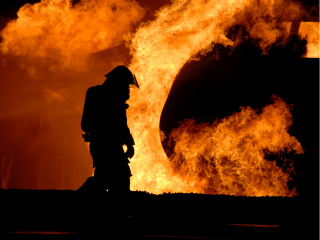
[125,145,134,159]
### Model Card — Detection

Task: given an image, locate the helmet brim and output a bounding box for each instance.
[104,66,139,89]
[130,74,140,89]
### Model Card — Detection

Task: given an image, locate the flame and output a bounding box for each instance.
[126,0,306,194]
[0,0,145,71]
[0,0,313,194]
[299,22,320,58]
[167,95,303,196]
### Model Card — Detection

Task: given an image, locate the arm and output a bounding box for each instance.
[81,88,94,140]
[123,108,135,158]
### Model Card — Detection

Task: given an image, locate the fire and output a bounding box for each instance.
[126,0,306,194]
[299,22,320,58]
[0,0,145,71]
[0,0,314,194]
[167,95,303,196]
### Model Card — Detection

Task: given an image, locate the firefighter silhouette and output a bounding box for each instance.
[78,65,139,192]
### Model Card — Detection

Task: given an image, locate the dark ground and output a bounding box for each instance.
[0,189,318,239]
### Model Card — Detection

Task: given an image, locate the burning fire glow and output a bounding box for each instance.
[0,0,145,71]
[0,0,316,194]
[126,0,308,195]
[299,22,320,58]
[166,95,303,196]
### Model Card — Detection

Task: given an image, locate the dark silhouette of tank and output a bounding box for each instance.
[160,27,319,197]
[78,65,139,193]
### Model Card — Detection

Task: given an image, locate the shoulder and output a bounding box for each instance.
[87,85,102,91]
[86,85,103,95]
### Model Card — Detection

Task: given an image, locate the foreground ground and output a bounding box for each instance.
[0,190,318,239]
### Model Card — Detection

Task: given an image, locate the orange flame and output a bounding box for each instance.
[167,95,303,196]
[0,0,313,194]
[0,0,145,71]
[299,22,320,58]
[126,0,306,194]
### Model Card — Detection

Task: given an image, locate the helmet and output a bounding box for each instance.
[104,65,139,89]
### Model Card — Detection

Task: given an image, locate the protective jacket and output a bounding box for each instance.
[81,85,134,176]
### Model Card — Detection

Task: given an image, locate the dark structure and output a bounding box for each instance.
[78,66,139,193]
[160,19,319,197]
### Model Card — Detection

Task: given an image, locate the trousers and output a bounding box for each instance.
[89,140,131,192]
